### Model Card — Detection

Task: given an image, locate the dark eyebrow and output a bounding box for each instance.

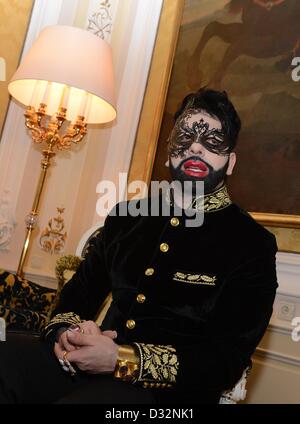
[181,126,194,136]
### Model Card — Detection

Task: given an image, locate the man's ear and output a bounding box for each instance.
[165,158,170,168]
[226,152,236,176]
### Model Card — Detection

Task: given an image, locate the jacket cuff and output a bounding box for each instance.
[133,343,179,389]
[41,312,81,340]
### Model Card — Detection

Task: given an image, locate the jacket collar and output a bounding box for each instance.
[166,184,232,213]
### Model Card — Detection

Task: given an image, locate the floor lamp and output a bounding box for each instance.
[8,25,116,278]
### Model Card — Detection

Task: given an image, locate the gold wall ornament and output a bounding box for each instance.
[39,207,67,254]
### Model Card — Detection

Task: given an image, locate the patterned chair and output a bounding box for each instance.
[0,270,56,332]
[0,222,104,332]
[219,367,250,404]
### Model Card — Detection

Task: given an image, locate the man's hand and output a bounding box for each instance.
[56,320,101,353]
[55,330,119,374]
[54,321,118,374]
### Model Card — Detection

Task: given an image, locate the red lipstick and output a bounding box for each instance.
[183,160,209,177]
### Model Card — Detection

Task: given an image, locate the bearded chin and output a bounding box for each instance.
[169,158,229,194]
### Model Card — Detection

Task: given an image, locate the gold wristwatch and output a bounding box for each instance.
[114,344,140,382]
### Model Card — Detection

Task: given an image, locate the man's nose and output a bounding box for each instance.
[188,141,204,156]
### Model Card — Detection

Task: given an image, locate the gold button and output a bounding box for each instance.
[126,319,136,329]
[145,268,154,276]
[170,217,180,227]
[160,242,169,253]
[137,294,146,303]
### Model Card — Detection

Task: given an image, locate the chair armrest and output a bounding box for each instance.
[95,293,113,326]
[55,254,82,289]
[219,367,250,404]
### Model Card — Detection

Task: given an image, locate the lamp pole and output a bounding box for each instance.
[16,139,55,278]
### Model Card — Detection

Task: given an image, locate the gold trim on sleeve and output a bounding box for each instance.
[42,312,81,339]
[134,343,179,389]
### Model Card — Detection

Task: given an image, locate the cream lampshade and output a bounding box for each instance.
[9,25,116,123]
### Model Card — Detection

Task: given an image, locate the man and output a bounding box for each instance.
[0,88,277,404]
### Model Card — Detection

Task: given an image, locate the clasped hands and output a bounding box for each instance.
[54,320,119,375]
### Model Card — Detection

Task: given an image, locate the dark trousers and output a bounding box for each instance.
[0,332,155,404]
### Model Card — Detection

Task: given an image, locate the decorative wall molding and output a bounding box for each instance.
[249,249,300,403]
[268,322,292,336]
[24,271,57,290]
[277,251,300,272]
[255,347,300,368]
[275,251,300,298]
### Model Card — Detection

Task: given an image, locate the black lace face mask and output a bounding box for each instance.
[168,109,230,158]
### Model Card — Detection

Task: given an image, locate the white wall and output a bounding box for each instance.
[244,251,300,404]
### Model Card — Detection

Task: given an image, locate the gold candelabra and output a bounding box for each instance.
[16,103,87,278]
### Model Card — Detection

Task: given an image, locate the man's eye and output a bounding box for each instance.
[182,133,193,140]
[206,137,222,145]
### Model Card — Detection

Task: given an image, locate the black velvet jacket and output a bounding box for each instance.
[44,186,278,404]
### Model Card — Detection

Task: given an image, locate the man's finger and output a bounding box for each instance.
[65,348,83,364]
[54,342,64,360]
[60,333,77,351]
[66,330,92,346]
[102,330,117,339]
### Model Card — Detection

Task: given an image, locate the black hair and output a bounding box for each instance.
[174,88,241,152]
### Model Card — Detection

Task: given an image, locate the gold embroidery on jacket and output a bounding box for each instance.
[42,312,81,338]
[134,343,178,388]
[173,272,217,286]
[166,185,231,213]
[192,185,231,212]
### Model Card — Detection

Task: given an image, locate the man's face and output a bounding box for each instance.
[167,110,236,193]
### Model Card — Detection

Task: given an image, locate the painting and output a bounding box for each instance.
[0,0,34,138]
[149,0,300,230]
